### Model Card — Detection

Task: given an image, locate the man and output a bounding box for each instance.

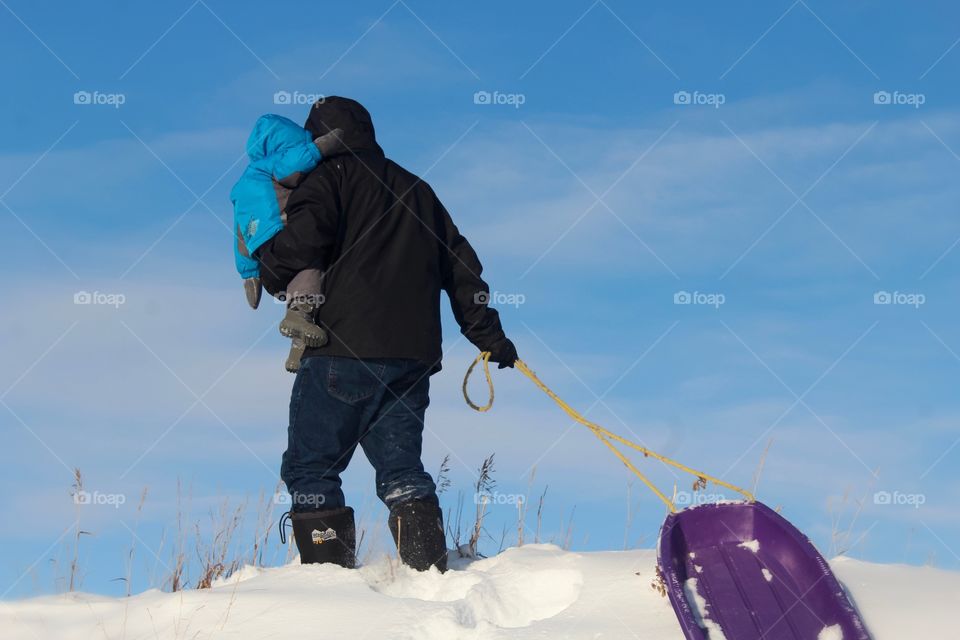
[258,97,517,572]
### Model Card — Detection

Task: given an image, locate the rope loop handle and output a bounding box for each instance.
[462,351,495,412]
[463,351,756,512]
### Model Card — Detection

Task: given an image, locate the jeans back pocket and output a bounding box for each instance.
[327,358,386,405]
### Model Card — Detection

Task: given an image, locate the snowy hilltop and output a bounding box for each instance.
[3,545,956,639]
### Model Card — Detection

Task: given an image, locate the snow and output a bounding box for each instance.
[830,556,960,639]
[3,546,958,639]
[683,577,728,639]
[736,539,760,553]
[761,567,773,582]
[818,623,844,640]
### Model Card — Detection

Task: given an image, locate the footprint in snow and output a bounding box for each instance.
[362,545,584,635]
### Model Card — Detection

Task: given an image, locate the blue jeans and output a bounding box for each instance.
[281,356,439,512]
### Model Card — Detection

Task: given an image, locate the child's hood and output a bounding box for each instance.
[245,114,314,161]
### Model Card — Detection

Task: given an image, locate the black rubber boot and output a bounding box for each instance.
[388,500,448,572]
[290,507,356,568]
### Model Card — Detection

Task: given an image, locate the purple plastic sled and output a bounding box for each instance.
[657,501,870,640]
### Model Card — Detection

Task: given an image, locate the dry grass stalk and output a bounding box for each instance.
[468,454,497,557]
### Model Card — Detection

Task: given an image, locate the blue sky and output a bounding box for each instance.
[1,0,959,598]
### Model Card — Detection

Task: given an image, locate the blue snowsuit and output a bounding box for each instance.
[231,114,323,279]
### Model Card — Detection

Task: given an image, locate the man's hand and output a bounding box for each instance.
[487,339,518,369]
[314,128,348,158]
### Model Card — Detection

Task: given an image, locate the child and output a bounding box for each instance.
[231,114,345,372]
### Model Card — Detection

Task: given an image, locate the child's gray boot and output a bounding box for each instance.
[285,337,306,373]
[279,301,328,348]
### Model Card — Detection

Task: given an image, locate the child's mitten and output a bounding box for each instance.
[314,127,347,158]
[244,277,262,309]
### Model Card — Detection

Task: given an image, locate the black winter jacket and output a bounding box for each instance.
[257,97,507,371]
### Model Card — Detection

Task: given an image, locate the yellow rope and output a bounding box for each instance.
[462,351,495,412]
[463,352,756,512]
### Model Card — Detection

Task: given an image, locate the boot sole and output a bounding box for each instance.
[279,321,328,348]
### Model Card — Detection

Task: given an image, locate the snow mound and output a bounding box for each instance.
[2,547,958,639]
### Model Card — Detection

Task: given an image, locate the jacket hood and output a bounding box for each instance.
[245,114,313,161]
[304,96,383,156]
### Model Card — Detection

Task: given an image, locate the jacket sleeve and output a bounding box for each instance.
[271,143,321,186]
[256,167,340,296]
[435,191,509,352]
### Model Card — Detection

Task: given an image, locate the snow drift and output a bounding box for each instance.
[3,545,957,639]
